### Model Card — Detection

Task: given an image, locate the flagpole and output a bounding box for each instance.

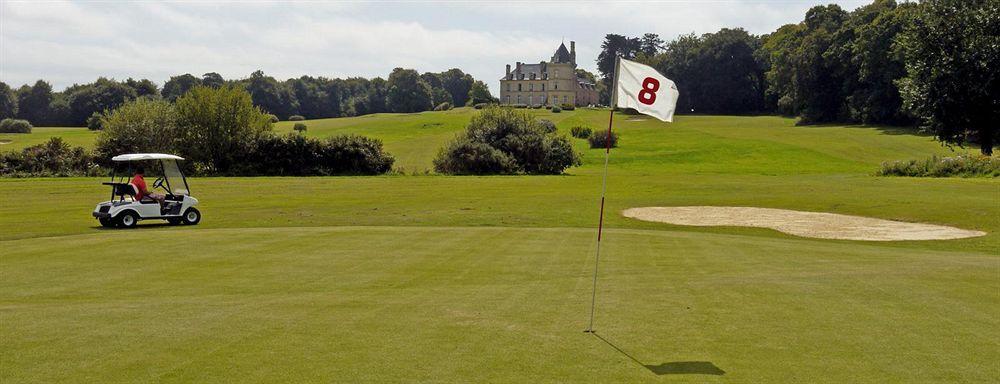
[586,56,620,333]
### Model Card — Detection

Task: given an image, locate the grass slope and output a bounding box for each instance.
[1,109,997,383]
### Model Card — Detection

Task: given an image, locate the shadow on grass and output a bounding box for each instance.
[591,332,725,376]
[91,222,179,231]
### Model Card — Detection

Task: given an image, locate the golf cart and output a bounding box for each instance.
[92,153,201,228]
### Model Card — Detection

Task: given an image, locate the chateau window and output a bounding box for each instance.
[528,95,532,105]
[505,95,510,104]
[555,70,559,78]
[542,83,545,91]
[530,73,536,80]
[529,84,533,92]
[518,83,522,91]
[554,82,558,90]
[563,95,568,103]
[517,95,522,103]
[506,83,510,92]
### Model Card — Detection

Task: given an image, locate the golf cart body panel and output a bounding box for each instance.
[92,153,201,227]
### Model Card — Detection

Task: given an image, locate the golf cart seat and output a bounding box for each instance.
[102,182,156,203]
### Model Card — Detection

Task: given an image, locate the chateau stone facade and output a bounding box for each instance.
[499,41,599,107]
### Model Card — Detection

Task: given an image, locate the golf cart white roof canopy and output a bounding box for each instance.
[112,153,185,162]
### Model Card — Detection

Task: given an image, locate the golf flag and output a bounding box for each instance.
[615,58,679,122]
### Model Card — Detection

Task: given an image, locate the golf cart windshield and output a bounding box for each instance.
[161,159,189,195]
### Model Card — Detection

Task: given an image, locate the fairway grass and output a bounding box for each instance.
[1,110,997,383]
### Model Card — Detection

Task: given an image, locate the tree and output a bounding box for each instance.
[201,72,225,88]
[124,78,159,97]
[162,74,202,101]
[386,68,433,113]
[0,82,16,119]
[94,98,179,163]
[639,33,665,56]
[467,80,494,105]
[897,0,999,155]
[174,85,273,172]
[366,77,389,113]
[66,78,138,126]
[440,68,474,107]
[16,80,53,125]
[597,34,642,104]
[245,70,299,119]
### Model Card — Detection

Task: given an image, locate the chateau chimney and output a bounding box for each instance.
[570,41,576,64]
[506,64,511,76]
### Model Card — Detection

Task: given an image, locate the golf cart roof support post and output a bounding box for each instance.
[180,161,190,196]
[159,159,173,196]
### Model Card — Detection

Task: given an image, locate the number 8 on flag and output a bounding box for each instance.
[614,57,680,122]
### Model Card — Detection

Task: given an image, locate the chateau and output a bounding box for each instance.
[500,41,599,107]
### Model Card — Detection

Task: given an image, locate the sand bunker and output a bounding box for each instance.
[622,206,985,241]
[0,139,12,145]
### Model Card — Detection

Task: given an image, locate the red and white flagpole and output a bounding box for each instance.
[586,56,620,333]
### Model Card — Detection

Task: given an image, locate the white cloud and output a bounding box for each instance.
[0,0,871,93]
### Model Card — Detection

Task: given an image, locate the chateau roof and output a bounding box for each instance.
[552,43,572,63]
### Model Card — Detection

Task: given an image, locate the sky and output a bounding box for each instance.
[0,0,871,93]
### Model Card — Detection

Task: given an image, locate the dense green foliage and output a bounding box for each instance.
[0,118,32,133]
[94,98,180,165]
[570,126,592,139]
[232,134,394,176]
[6,68,492,127]
[386,68,434,113]
[0,137,95,177]
[173,85,274,173]
[878,155,999,177]
[434,107,580,175]
[293,123,307,133]
[896,0,999,155]
[588,129,619,149]
[595,0,995,154]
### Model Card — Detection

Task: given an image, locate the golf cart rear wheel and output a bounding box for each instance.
[117,211,139,228]
[182,208,201,225]
[99,217,115,227]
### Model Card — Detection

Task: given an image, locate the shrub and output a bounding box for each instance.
[570,126,593,139]
[0,118,32,133]
[86,112,104,130]
[473,103,488,109]
[560,104,576,111]
[510,104,528,109]
[234,134,394,176]
[877,155,1000,177]
[531,104,544,109]
[433,137,518,175]
[551,106,562,113]
[95,98,179,166]
[434,106,580,175]
[267,114,279,123]
[288,115,305,121]
[588,130,619,149]
[173,85,272,173]
[1,137,97,177]
[293,123,307,133]
[536,119,557,133]
[434,102,453,111]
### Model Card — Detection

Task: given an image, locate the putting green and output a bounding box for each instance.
[2,226,996,383]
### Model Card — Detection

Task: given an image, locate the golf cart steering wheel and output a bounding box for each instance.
[153,177,166,190]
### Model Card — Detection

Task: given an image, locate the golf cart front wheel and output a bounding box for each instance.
[99,217,115,228]
[117,211,139,228]
[182,208,201,225]
[167,217,183,225]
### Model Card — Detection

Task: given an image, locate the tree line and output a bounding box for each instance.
[596,0,997,154]
[0,68,496,127]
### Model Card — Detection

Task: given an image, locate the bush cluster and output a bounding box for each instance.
[433,102,453,111]
[267,114,280,123]
[877,155,999,178]
[0,118,32,133]
[288,115,306,121]
[536,119,557,134]
[233,134,395,176]
[551,106,562,113]
[433,106,580,175]
[560,104,576,111]
[0,137,98,177]
[93,86,394,176]
[473,103,488,109]
[86,112,105,130]
[570,126,593,139]
[588,130,619,149]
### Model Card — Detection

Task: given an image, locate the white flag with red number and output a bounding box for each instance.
[614,58,679,122]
